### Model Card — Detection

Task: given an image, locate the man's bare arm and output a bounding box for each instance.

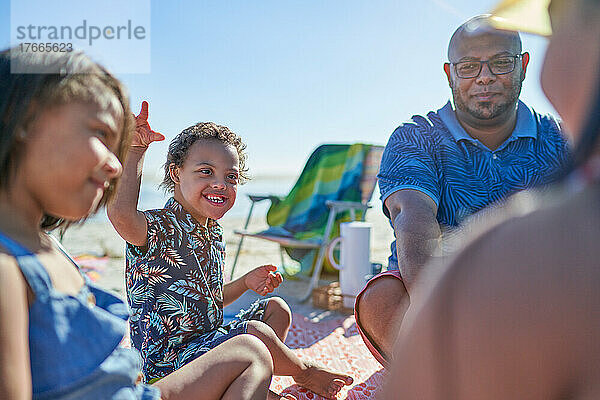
[385,189,441,291]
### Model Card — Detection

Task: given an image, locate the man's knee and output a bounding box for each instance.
[356,276,408,320]
[355,276,410,364]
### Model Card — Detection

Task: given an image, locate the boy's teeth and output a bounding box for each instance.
[206,195,224,203]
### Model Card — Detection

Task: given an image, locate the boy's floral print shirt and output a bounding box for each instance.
[125,197,225,379]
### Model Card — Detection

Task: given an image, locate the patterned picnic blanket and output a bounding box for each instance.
[120,312,385,399]
[272,313,385,399]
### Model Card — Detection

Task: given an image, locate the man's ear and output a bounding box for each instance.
[169,164,180,184]
[443,63,453,88]
[520,52,530,81]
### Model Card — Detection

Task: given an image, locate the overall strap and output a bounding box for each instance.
[48,234,90,284]
[0,232,53,296]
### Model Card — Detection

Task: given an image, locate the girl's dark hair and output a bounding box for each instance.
[0,47,134,231]
[160,122,249,193]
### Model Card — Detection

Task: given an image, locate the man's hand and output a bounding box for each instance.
[132,101,165,150]
[244,265,283,296]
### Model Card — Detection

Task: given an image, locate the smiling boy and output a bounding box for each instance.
[108,103,353,399]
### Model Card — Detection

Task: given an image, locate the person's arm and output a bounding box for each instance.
[385,189,441,292]
[377,122,444,291]
[107,101,164,247]
[0,253,32,400]
[223,277,248,307]
[223,265,282,306]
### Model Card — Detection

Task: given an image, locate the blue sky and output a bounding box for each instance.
[1,0,554,179]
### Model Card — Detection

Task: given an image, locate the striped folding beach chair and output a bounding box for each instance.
[231,143,384,301]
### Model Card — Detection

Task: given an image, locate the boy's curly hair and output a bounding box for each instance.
[160,122,249,193]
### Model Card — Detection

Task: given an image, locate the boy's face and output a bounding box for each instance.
[171,138,239,224]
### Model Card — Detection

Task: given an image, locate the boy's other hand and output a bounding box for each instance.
[245,264,283,296]
[132,101,165,150]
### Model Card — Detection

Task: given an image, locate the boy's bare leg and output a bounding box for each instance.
[262,297,292,341]
[247,321,353,399]
[154,334,273,400]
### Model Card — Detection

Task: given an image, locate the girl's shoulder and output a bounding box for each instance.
[0,250,32,307]
[0,250,32,397]
[0,249,22,275]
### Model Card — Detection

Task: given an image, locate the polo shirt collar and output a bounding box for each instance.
[437,100,538,145]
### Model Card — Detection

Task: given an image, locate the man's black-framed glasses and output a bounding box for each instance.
[452,54,523,79]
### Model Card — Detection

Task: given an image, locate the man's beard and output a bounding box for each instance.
[453,81,522,120]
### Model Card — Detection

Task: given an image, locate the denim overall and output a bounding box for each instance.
[0,232,160,399]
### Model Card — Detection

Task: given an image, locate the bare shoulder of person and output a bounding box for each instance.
[0,249,34,399]
[0,250,22,279]
[0,250,31,303]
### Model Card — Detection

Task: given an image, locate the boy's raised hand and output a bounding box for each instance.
[133,101,165,149]
[245,264,283,296]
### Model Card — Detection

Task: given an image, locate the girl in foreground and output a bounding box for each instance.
[0,48,273,400]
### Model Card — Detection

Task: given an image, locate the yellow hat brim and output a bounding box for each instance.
[490,0,552,36]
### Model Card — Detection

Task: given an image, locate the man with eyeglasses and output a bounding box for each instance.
[382,0,600,397]
[354,14,570,368]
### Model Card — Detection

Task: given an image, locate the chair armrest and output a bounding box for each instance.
[325,200,371,213]
[247,194,282,203]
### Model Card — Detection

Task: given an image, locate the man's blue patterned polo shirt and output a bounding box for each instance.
[379,100,570,269]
